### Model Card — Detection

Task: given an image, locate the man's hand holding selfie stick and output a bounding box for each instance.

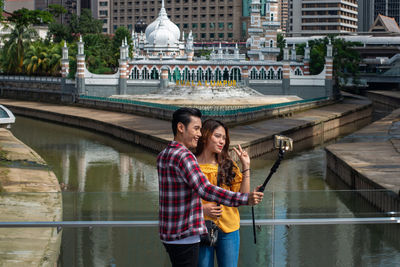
[252,135,293,244]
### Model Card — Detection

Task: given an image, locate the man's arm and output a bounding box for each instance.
[179,152,262,207]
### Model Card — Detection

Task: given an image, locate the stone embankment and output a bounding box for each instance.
[0,95,372,159]
[326,91,400,214]
[0,129,62,266]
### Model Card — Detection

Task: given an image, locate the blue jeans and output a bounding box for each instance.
[198,230,240,267]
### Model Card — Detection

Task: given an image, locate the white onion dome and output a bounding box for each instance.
[145,0,180,40]
[147,20,178,47]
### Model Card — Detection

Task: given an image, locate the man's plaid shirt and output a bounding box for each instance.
[157,141,249,241]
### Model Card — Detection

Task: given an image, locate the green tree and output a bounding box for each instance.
[23,41,62,76]
[276,33,286,61]
[112,26,132,59]
[69,9,102,36]
[48,4,66,18]
[84,34,115,74]
[1,8,53,74]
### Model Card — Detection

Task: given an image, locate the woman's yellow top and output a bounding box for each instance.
[200,163,243,233]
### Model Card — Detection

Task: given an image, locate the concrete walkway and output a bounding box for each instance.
[0,96,372,159]
[0,129,62,266]
[326,91,400,212]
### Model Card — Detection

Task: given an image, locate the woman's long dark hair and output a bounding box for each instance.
[195,119,237,186]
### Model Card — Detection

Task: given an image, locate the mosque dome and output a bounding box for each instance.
[147,20,179,47]
[145,0,180,41]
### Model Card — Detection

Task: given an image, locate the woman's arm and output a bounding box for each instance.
[232,145,251,193]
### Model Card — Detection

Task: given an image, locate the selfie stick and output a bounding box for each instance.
[251,136,292,244]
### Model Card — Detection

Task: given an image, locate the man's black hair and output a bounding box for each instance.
[172,108,202,136]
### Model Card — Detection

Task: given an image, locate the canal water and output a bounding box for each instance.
[10,116,400,266]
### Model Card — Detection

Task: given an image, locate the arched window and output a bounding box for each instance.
[250,68,258,80]
[150,68,159,80]
[267,68,275,79]
[205,68,213,81]
[230,68,241,81]
[223,69,230,81]
[197,68,204,81]
[183,67,190,81]
[269,40,274,48]
[295,68,303,76]
[277,68,283,79]
[168,69,172,81]
[172,68,181,82]
[130,67,139,79]
[215,69,222,81]
[259,68,267,80]
[191,69,196,81]
[141,68,149,80]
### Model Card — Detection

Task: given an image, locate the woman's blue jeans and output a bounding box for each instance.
[198,230,240,267]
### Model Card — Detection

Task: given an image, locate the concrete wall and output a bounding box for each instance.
[0,129,62,266]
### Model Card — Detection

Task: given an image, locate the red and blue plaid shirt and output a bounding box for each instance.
[157,141,249,241]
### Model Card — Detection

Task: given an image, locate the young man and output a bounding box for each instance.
[157,107,263,267]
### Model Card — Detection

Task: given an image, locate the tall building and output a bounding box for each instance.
[246,0,280,61]
[374,0,400,26]
[112,0,243,42]
[279,0,289,34]
[288,0,358,36]
[97,1,111,33]
[358,0,374,32]
[4,0,34,12]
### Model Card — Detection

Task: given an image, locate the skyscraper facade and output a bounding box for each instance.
[374,0,400,26]
[112,0,243,42]
[288,0,358,36]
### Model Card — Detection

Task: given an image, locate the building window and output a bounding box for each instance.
[228,33,233,38]
[218,33,224,38]
[201,33,206,38]
[99,10,108,16]
[201,23,206,29]
[218,22,224,28]
[210,33,215,38]
[183,23,188,28]
[228,22,233,29]
[100,1,108,6]
[102,28,108,32]
[210,22,215,29]
[192,23,198,28]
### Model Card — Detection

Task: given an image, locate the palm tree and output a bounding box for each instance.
[1,25,38,74]
[23,41,62,76]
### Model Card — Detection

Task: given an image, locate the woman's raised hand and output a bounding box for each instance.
[232,144,250,169]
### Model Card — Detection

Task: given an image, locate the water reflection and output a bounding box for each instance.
[9,116,400,266]
[11,116,158,193]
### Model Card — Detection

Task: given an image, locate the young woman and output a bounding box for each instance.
[196,119,251,267]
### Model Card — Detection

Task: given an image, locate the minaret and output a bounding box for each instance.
[262,0,280,60]
[325,39,334,98]
[304,41,310,75]
[186,31,194,62]
[119,39,128,95]
[61,41,69,78]
[246,0,263,61]
[76,35,86,95]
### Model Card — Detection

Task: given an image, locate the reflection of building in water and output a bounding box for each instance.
[119,153,131,192]
[59,140,158,192]
[61,147,70,185]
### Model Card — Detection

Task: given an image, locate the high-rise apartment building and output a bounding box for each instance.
[96,1,111,33]
[112,0,242,42]
[279,0,289,34]
[4,0,34,12]
[288,0,358,36]
[374,0,400,26]
[358,0,374,32]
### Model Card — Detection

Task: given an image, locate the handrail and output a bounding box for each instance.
[0,217,399,228]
